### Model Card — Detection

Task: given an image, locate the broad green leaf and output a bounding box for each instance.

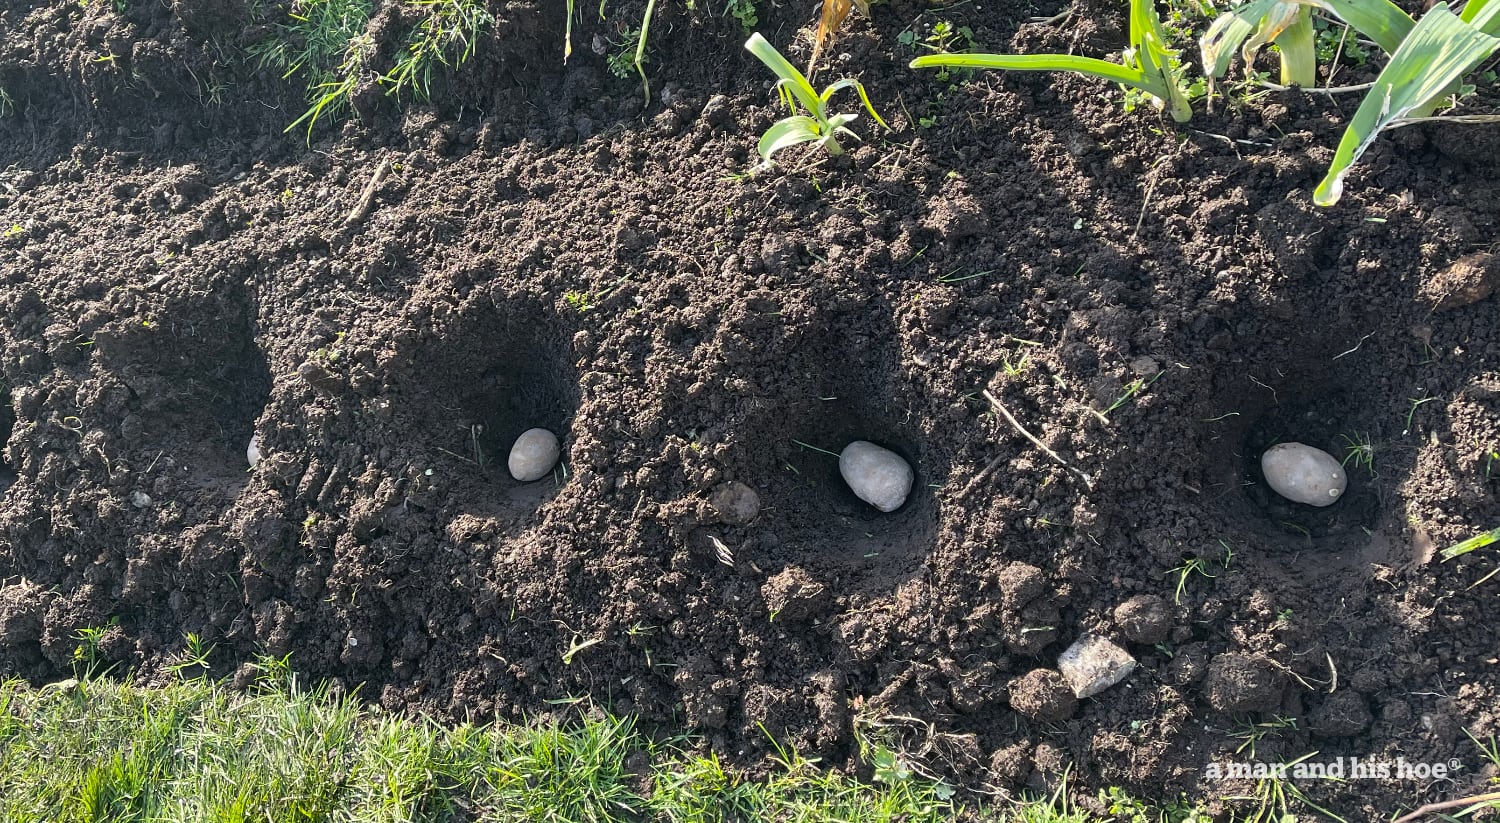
[1313,5,1500,206]
[1311,0,1413,52]
[1464,0,1500,30]
[757,116,823,162]
[745,34,823,117]
[1126,0,1195,119]
[1203,0,1411,80]
[1202,0,1284,77]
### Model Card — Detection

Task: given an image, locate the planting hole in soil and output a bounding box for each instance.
[749,311,938,580]
[388,293,577,519]
[96,291,271,497]
[1196,349,1404,575]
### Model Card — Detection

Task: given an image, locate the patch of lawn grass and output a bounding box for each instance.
[0,665,1198,821]
[0,671,966,822]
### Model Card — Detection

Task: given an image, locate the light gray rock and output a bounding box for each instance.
[1261,442,1346,507]
[1057,634,1137,698]
[838,441,913,512]
[508,428,560,482]
[247,435,261,468]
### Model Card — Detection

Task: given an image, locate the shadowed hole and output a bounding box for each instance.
[394,296,578,518]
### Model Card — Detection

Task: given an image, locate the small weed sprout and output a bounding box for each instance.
[71,619,119,678]
[1166,556,1216,604]
[743,33,890,165]
[726,0,758,31]
[1228,716,1298,758]
[607,29,646,78]
[1339,431,1374,472]
[167,632,216,679]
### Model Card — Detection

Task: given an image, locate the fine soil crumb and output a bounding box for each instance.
[1008,668,1078,721]
[1204,654,1286,714]
[997,563,1048,610]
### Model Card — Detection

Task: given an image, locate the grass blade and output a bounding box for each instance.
[1312,4,1500,206]
[1441,526,1500,561]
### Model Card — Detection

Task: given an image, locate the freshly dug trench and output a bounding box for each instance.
[838,441,913,512]
[1261,442,1346,507]
[508,428,560,482]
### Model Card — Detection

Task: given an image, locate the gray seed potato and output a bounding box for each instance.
[509,428,560,482]
[1261,442,1346,507]
[838,440,913,513]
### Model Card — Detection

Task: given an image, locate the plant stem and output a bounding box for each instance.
[1279,5,1317,87]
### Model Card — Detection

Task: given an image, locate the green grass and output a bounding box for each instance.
[251,0,493,136]
[0,670,975,822]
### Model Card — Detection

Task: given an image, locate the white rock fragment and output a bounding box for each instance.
[1057,634,1138,698]
[508,428,560,482]
[247,435,261,468]
[130,490,152,509]
[838,441,913,513]
[1261,442,1347,507]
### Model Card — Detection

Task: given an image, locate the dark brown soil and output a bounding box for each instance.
[2,0,1499,817]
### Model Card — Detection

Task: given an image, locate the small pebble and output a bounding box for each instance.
[1261,442,1346,507]
[838,441,913,513]
[1057,634,1137,698]
[130,491,152,508]
[247,435,261,468]
[508,428,560,482]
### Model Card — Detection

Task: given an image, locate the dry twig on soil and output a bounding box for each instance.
[1390,791,1500,823]
[981,389,1095,490]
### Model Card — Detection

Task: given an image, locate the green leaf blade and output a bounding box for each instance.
[757,116,823,163]
[911,52,1148,88]
[745,33,823,116]
[1313,5,1500,206]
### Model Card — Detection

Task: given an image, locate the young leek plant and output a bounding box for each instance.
[1200,0,1414,87]
[1314,0,1500,205]
[910,0,1194,122]
[744,32,890,164]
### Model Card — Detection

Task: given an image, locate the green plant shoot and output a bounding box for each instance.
[744,32,890,164]
[1313,2,1500,205]
[1201,0,1414,86]
[910,0,1193,122]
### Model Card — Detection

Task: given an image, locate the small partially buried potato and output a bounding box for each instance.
[508,428,560,482]
[1261,442,1346,507]
[838,440,913,513]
